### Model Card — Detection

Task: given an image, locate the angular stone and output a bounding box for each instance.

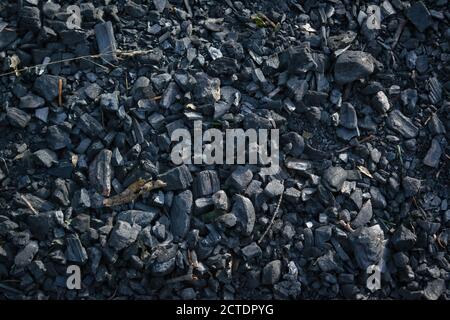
[351,200,373,228]
[350,225,384,269]
[65,234,88,264]
[402,176,421,198]
[89,149,112,197]
[193,72,220,104]
[33,149,57,168]
[371,91,390,114]
[47,125,71,150]
[94,21,117,62]
[262,260,282,285]
[79,113,104,137]
[423,137,442,168]
[6,107,31,128]
[386,110,419,139]
[100,92,119,111]
[109,221,141,251]
[158,165,193,191]
[14,241,39,268]
[334,51,375,84]
[264,180,284,198]
[19,94,45,109]
[226,167,253,192]
[170,190,193,241]
[391,225,416,251]
[241,242,262,260]
[33,75,65,102]
[323,166,348,192]
[193,170,220,198]
[117,209,158,228]
[232,195,255,236]
[406,1,432,32]
[212,190,229,211]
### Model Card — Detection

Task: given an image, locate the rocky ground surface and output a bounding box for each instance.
[0,0,449,300]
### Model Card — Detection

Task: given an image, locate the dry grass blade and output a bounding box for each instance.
[103,179,166,207]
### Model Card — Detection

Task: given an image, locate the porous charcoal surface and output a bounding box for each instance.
[0,0,449,300]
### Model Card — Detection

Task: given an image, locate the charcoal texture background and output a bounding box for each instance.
[0,0,449,300]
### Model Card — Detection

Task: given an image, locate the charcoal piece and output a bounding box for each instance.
[212,190,229,211]
[281,44,318,74]
[241,242,262,260]
[428,114,446,135]
[339,102,358,129]
[264,180,284,198]
[402,176,421,198]
[88,149,112,197]
[226,167,253,192]
[193,170,220,198]
[47,125,71,150]
[14,241,39,268]
[19,94,45,109]
[0,29,17,50]
[33,149,58,168]
[194,197,214,214]
[33,75,65,102]
[84,83,103,100]
[52,178,70,206]
[70,214,90,233]
[261,260,282,285]
[6,107,31,128]
[153,0,167,13]
[423,137,443,168]
[160,82,179,109]
[94,21,117,62]
[193,72,221,104]
[371,91,390,114]
[19,6,41,30]
[386,110,419,139]
[109,221,141,251]
[334,51,375,84]
[323,166,347,192]
[328,31,357,51]
[422,279,445,300]
[79,113,104,137]
[72,188,91,210]
[65,234,88,264]
[213,101,231,119]
[350,225,384,269]
[208,57,239,76]
[170,190,193,241]
[281,132,304,157]
[100,92,119,111]
[370,187,386,209]
[391,225,416,251]
[406,1,432,32]
[401,89,418,110]
[351,200,373,228]
[232,195,255,236]
[158,165,192,191]
[117,210,158,228]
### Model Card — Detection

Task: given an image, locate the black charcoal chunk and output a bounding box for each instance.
[232,195,255,236]
[6,108,31,128]
[386,110,419,139]
[351,200,373,228]
[193,72,221,104]
[350,225,384,269]
[334,51,375,84]
[193,170,220,198]
[226,167,253,192]
[262,260,282,285]
[14,241,39,268]
[94,21,117,62]
[33,75,65,102]
[65,234,88,264]
[158,165,192,191]
[170,190,193,241]
[406,1,432,32]
[323,166,347,192]
[88,149,112,197]
[423,137,443,168]
[109,221,141,251]
[391,225,416,251]
[19,94,45,109]
[402,176,421,198]
[47,125,71,150]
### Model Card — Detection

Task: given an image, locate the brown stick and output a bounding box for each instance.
[20,194,38,214]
